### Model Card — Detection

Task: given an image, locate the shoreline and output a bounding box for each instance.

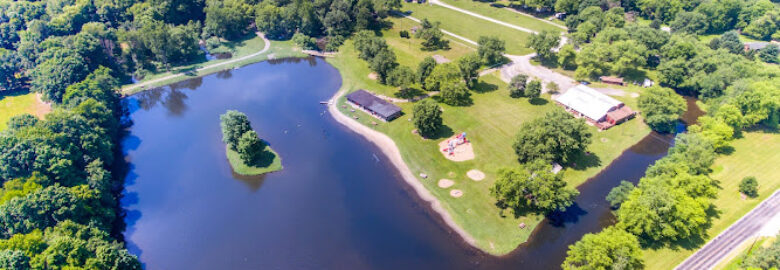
[326,89,481,250]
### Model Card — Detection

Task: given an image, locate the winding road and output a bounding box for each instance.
[676,190,780,270]
[122,32,271,94]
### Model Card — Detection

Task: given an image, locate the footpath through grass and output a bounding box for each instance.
[0,92,51,132]
[399,1,535,55]
[327,17,650,253]
[643,130,780,270]
[438,0,566,33]
[123,37,304,95]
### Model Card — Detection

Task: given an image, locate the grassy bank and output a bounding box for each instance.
[399,1,535,55]
[438,0,566,33]
[226,146,283,176]
[123,37,305,95]
[327,18,650,252]
[643,130,780,270]
[0,92,51,131]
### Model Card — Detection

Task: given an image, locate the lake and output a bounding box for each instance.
[121,57,699,269]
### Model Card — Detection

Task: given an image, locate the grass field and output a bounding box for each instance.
[643,130,780,270]
[717,236,775,270]
[226,146,283,176]
[327,16,650,253]
[399,2,535,55]
[0,92,51,132]
[123,37,305,95]
[438,0,566,33]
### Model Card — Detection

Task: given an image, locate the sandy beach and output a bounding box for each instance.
[327,89,479,249]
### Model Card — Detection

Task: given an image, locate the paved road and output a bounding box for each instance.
[676,190,780,270]
[122,32,271,94]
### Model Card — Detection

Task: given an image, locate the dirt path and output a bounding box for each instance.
[500,54,577,93]
[327,88,480,250]
[122,32,272,94]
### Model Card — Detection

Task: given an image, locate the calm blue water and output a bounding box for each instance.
[120,57,690,269]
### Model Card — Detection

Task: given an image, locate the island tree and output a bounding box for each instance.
[220,110,252,150]
[638,86,686,133]
[237,130,265,165]
[412,99,442,137]
[513,110,592,164]
[562,226,644,270]
[491,160,579,215]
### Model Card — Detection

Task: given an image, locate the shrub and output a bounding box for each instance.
[399,30,410,38]
[739,176,758,198]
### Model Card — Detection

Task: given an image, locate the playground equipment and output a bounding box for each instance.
[442,132,468,156]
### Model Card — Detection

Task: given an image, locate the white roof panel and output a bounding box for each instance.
[553,85,623,120]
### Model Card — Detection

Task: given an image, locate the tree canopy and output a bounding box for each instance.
[412,99,442,137]
[638,86,686,133]
[491,160,579,215]
[562,227,644,270]
[512,110,592,164]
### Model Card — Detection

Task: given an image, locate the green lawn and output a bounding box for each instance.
[327,22,650,253]
[438,0,566,33]
[399,2,535,55]
[226,146,283,176]
[123,37,305,95]
[0,92,50,132]
[643,130,780,270]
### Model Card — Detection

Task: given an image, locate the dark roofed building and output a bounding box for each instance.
[599,76,625,86]
[346,90,402,121]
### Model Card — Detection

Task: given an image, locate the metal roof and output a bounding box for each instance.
[553,85,623,121]
[346,90,402,119]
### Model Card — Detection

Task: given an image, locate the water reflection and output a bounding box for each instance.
[268,56,317,66]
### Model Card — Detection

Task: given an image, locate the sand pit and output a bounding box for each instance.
[438,179,455,188]
[438,136,475,162]
[450,189,463,198]
[467,169,485,181]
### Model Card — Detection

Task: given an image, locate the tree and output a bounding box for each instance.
[439,81,471,106]
[739,176,758,198]
[457,53,481,89]
[237,130,265,165]
[688,116,734,152]
[387,66,415,91]
[292,32,318,50]
[546,82,560,94]
[670,11,708,35]
[415,19,448,50]
[697,0,743,33]
[529,30,560,61]
[508,74,528,98]
[417,56,437,85]
[412,99,442,137]
[424,63,460,92]
[555,0,579,14]
[29,49,89,102]
[513,110,593,164]
[220,110,252,150]
[0,50,23,92]
[491,160,580,215]
[574,43,610,80]
[606,180,635,208]
[637,86,686,133]
[743,235,780,269]
[617,175,712,242]
[477,36,506,65]
[562,227,644,270]
[525,79,542,99]
[369,48,398,84]
[757,44,778,63]
[557,44,577,70]
[743,13,778,41]
[352,30,389,61]
[713,31,744,55]
[255,2,296,39]
[203,0,252,40]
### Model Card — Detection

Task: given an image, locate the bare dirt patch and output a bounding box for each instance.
[450,189,463,198]
[467,169,485,181]
[368,72,378,80]
[33,93,52,117]
[438,179,455,188]
[433,55,451,64]
[438,136,475,162]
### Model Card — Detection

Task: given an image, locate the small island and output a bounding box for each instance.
[220,110,282,175]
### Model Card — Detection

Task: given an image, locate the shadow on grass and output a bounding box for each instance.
[395,87,426,99]
[568,151,602,171]
[529,97,548,105]
[420,124,454,140]
[246,145,278,168]
[621,69,649,83]
[0,89,32,100]
[472,80,499,93]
